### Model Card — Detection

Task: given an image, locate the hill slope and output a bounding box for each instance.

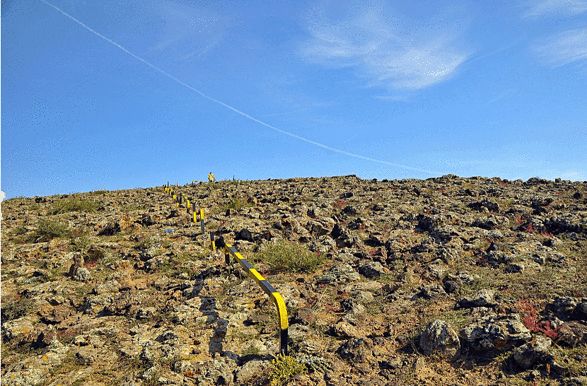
[2,175,587,385]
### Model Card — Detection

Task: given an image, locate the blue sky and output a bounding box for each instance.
[2,0,586,198]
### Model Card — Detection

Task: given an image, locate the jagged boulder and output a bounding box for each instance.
[419,320,460,359]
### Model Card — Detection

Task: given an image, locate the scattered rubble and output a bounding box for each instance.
[2,175,586,384]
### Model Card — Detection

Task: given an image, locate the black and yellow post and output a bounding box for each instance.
[210,231,216,252]
[162,184,288,354]
[200,208,206,236]
[215,236,289,355]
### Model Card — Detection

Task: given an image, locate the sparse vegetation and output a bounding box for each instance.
[268,354,306,386]
[1,298,35,321]
[255,240,325,273]
[31,219,70,242]
[49,197,100,214]
[219,197,254,212]
[70,235,92,253]
[3,176,587,385]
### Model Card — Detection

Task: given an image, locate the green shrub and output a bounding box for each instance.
[268,355,306,386]
[219,197,253,212]
[255,240,324,273]
[1,298,35,321]
[70,236,92,253]
[13,225,28,236]
[32,219,70,242]
[49,197,99,214]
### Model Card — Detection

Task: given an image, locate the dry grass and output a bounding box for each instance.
[49,197,100,215]
[254,240,325,273]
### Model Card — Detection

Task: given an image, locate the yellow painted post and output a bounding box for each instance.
[210,232,216,252]
[223,243,289,355]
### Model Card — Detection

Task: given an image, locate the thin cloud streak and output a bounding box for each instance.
[534,27,587,67]
[300,4,470,91]
[39,0,441,176]
[523,0,587,18]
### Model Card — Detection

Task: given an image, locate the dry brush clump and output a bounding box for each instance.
[49,197,100,215]
[254,240,325,273]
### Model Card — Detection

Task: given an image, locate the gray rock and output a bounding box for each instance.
[136,307,157,320]
[556,321,587,347]
[234,360,265,384]
[75,347,97,365]
[336,338,367,362]
[511,335,553,370]
[296,353,331,373]
[413,284,446,300]
[549,297,579,319]
[358,262,385,279]
[460,314,531,354]
[457,289,496,308]
[419,320,460,359]
[72,267,91,282]
[505,262,525,273]
[575,302,587,321]
[317,264,360,284]
[97,221,121,236]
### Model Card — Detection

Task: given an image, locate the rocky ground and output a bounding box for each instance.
[1,175,587,385]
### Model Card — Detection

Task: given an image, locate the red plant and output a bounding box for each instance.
[333,199,346,209]
[520,222,536,233]
[513,214,525,226]
[516,300,559,339]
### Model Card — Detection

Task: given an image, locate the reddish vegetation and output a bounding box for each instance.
[333,199,347,209]
[516,300,559,339]
[514,215,554,238]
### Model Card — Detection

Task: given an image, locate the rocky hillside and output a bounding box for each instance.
[2,175,587,385]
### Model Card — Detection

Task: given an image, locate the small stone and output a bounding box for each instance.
[136,307,156,320]
[317,264,360,284]
[443,279,459,294]
[336,338,367,362]
[97,221,121,236]
[505,262,525,273]
[235,360,266,384]
[73,267,91,282]
[330,321,362,338]
[235,228,254,242]
[419,320,460,359]
[75,347,96,365]
[457,289,496,309]
[358,262,385,279]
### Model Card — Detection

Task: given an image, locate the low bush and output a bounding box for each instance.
[219,197,253,212]
[49,198,99,214]
[268,354,306,386]
[32,219,70,242]
[255,240,324,273]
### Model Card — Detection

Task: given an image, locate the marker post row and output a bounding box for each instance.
[163,184,288,355]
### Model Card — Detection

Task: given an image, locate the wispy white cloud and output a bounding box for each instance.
[534,27,587,67]
[148,1,229,60]
[299,3,470,91]
[523,0,587,18]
